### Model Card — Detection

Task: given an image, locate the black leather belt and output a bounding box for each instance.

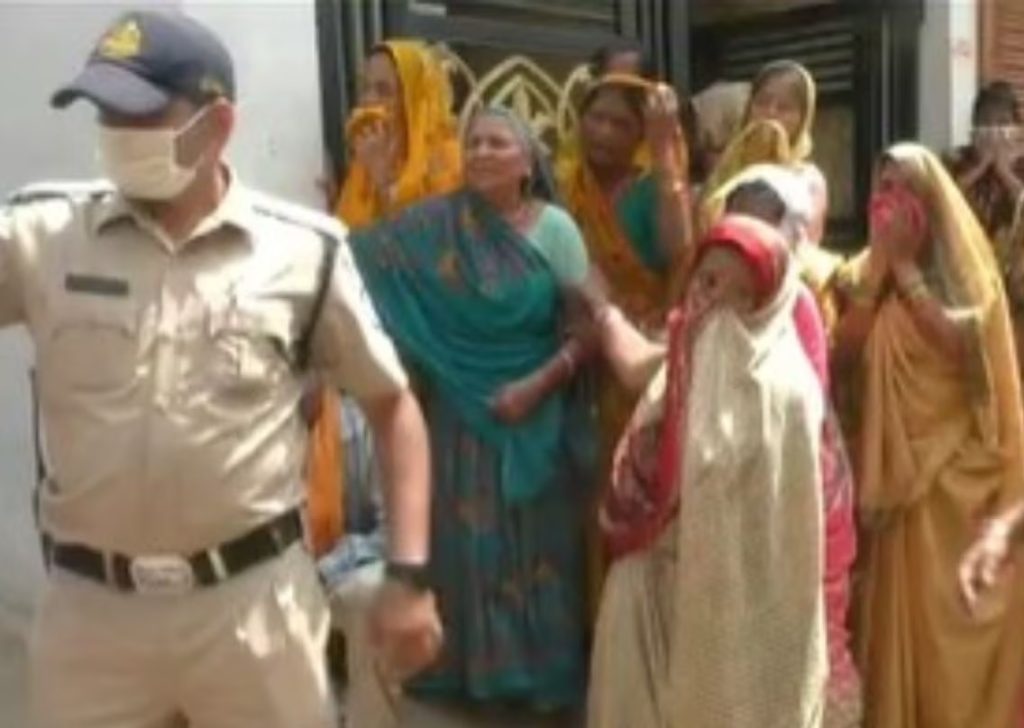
[44,509,303,594]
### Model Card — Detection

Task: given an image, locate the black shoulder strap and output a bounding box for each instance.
[29,369,48,561]
[294,230,339,371]
[29,368,46,486]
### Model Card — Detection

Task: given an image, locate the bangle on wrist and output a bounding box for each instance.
[904,280,929,302]
[663,175,686,194]
[849,277,879,308]
[896,269,928,301]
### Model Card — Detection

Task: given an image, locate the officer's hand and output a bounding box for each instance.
[369,581,443,682]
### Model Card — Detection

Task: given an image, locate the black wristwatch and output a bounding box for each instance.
[385,560,431,592]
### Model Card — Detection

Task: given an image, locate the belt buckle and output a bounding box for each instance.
[129,555,195,595]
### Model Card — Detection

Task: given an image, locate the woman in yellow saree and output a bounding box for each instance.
[305,41,462,726]
[681,62,831,312]
[336,39,462,228]
[834,143,1024,728]
[316,39,461,541]
[701,61,826,239]
[311,39,462,561]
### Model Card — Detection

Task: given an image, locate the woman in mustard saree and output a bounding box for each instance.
[835,143,1024,728]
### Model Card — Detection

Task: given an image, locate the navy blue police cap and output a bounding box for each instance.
[52,10,235,116]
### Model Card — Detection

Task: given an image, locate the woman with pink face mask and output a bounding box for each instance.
[834,143,1024,728]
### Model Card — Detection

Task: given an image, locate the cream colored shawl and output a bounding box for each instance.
[589,267,827,728]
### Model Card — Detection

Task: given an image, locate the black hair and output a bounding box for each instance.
[972,81,1021,125]
[725,180,787,226]
[579,82,647,125]
[588,41,656,79]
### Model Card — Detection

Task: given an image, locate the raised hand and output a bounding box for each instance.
[645,83,687,172]
[352,119,399,193]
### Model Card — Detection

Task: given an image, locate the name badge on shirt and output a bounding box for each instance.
[64,273,130,298]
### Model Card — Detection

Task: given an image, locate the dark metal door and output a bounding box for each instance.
[315,0,690,178]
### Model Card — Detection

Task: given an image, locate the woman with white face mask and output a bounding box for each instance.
[948,81,1024,241]
[946,82,1024,382]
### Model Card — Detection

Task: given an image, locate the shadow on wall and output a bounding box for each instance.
[0,330,45,622]
[0,329,44,728]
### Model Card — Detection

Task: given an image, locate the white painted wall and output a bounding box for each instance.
[0,1,324,722]
[918,0,978,151]
[183,0,327,207]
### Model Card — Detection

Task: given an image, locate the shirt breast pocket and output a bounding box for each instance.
[206,301,295,396]
[42,296,140,393]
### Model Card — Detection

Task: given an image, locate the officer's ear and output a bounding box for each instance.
[176,97,234,169]
[204,98,235,159]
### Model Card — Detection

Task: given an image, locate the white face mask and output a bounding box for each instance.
[972,124,1023,146]
[98,107,210,201]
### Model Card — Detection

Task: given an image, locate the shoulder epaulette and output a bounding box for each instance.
[6,179,114,207]
[251,193,347,243]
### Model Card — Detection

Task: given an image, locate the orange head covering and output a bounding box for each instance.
[557,72,655,181]
[336,40,462,228]
[555,72,672,328]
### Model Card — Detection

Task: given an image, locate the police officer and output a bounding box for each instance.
[2,10,438,727]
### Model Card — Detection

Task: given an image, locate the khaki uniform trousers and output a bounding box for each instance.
[328,562,400,728]
[30,544,334,728]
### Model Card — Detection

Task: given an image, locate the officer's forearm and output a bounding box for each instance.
[361,388,431,565]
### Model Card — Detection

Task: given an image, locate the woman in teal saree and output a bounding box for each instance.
[349,107,596,711]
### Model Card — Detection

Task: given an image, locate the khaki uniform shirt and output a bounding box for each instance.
[0,175,408,555]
